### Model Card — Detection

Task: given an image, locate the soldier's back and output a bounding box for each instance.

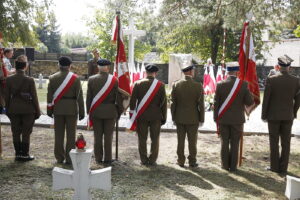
[172,76,203,124]
[49,71,80,115]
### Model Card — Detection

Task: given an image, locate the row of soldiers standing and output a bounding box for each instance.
[4,54,300,174]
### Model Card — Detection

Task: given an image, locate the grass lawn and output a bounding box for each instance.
[1,125,300,199]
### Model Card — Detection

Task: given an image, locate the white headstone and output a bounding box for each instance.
[36,74,46,89]
[123,18,146,72]
[285,175,300,200]
[52,149,111,200]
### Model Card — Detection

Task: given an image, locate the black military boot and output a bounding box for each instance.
[21,142,35,161]
[13,142,22,161]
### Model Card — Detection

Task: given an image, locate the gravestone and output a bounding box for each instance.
[35,74,46,89]
[168,54,192,88]
[52,149,111,200]
[285,175,300,200]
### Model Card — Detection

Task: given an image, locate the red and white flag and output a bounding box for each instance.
[204,65,216,95]
[216,66,223,83]
[140,62,146,79]
[112,15,131,96]
[238,21,260,114]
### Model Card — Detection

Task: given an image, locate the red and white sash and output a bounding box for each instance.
[47,72,77,110]
[88,74,117,127]
[127,79,162,131]
[217,78,243,120]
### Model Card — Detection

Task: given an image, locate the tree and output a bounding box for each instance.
[157,0,300,64]
[0,0,40,46]
[33,1,61,53]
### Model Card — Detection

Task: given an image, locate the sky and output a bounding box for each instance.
[51,0,102,34]
[47,0,163,35]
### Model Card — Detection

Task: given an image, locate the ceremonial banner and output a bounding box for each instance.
[203,65,216,95]
[88,74,117,127]
[216,66,223,83]
[112,15,131,96]
[47,72,77,110]
[127,79,162,131]
[238,21,260,114]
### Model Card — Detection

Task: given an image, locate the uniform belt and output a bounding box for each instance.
[61,96,77,99]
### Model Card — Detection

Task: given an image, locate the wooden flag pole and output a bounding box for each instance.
[115,10,121,161]
[239,21,251,167]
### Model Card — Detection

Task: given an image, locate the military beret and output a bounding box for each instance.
[181,65,195,72]
[97,59,111,66]
[145,64,159,72]
[278,55,292,67]
[226,62,239,71]
[58,56,72,66]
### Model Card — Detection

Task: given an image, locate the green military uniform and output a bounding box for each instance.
[5,70,40,160]
[171,75,204,167]
[214,74,253,171]
[86,71,123,163]
[88,58,99,78]
[130,73,167,165]
[262,56,300,173]
[47,63,84,164]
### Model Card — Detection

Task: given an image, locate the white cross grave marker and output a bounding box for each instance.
[52,149,111,200]
[35,73,46,89]
[123,18,146,71]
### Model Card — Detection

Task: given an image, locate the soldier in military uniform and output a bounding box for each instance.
[86,59,123,165]
[214,62,253,171]
[171,65,204,168]
[5,55,41,161]
[47,56,85,164]
[130,64,167,166]
[262,55,300,174]
[88,49,100,77]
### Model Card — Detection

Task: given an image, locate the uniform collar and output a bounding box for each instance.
[16,70,25,75]
[279,70,289,75]
[146,75,154,80]
[100,71,109,75]
[185,75,193,80]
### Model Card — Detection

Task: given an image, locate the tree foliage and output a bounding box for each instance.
[0,0,39,46]
[157,0,300,64]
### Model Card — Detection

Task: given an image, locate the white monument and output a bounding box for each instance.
[123,18,146,71]
[285,175,300,200]
[168,54,193,89]
[52,149,111,200]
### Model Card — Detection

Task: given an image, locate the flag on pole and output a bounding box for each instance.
[203,65,216,95]
[216,66,223,83]
[135,63,141,81]
[140,62,146,78]
[111,15,131,96]
[238,21,260,114]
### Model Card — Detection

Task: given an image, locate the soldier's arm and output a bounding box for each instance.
[76,78,85,119]
[30,78,41,118]
[47,78,53,116]
[86,79,92,114]
[170,83,176,122]
[115,81,125,118]
[213,84,220,122]
[160,84,167,122]
[4,79,10,112]
[293,79,300,118]
[261,78,271,120]
[198,83,205,123]
[129,82,138,116]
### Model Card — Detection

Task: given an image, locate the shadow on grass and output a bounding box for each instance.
[191,167,263,197]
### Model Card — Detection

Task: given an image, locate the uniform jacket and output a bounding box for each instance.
[47,69,84,116]
[88,58,99,78]
[130,76,167,121]
[86,71,123,119]
[171,75,204,124]
[262,71,300,121]
[214,76,253,124]
[5,70,40,116]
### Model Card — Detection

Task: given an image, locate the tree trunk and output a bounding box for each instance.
[209,20,224,64]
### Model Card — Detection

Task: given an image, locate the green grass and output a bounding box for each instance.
[1,125,300,199]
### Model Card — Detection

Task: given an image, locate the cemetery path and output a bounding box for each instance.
[1,105,300,136]
[0,125,300,199]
